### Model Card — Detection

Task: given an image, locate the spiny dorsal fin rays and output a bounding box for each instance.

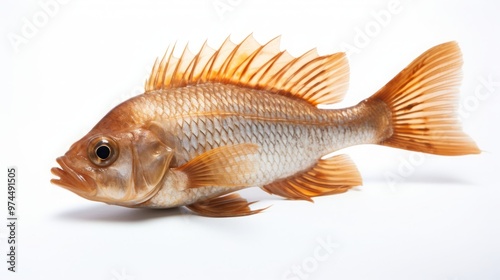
[145,34,350,106]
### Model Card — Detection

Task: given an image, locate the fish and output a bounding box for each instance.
[51,35,480,217]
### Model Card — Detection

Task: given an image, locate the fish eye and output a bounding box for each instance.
[96,144,111,160]
[88,136,119,167]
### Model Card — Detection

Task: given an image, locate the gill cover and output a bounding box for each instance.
[103,122,173,206]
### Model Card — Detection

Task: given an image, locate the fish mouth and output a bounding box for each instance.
[51,157,97,197]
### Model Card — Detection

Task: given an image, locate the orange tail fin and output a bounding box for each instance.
[370,42,480,156]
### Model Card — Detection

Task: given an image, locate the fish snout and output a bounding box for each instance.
[51,156,97,196]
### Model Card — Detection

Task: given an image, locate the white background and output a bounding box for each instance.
[1,0,499,279]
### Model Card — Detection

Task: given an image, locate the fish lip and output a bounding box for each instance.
[51,156,97,197]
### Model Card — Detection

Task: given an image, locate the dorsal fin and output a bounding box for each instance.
[145,34,350,105]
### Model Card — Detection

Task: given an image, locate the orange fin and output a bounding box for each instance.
[186,193,267,217]
[145,34,349,106]
[371,42,480,155]
[261,154,362,202]
[176,143,259,188]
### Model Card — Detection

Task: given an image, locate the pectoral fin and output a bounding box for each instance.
[187,193,267,217]
[262,154,362,201]
[176,143,259,189]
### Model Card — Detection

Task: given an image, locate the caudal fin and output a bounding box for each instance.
[370,42,480,156]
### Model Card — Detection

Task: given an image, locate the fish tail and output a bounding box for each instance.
[368,42,480,155]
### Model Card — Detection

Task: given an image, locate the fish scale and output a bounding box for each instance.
[132,82,382,189]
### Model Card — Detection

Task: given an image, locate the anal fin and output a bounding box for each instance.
[186,193,267,217]
[262,154,362,201]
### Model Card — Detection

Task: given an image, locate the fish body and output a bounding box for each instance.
[52,35,479,217]
[125,83,389,208]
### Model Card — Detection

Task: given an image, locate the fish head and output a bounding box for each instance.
[51,124,174,206]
